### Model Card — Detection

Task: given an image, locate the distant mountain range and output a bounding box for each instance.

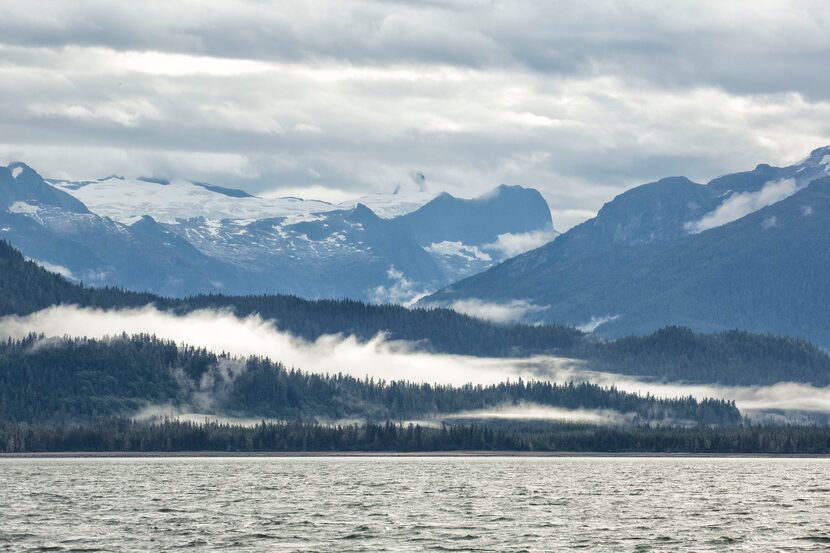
[7,146,830,349]
[424,146,830,347]
[0,163,554,300]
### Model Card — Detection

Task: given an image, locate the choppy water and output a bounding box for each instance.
[1,456,829,552]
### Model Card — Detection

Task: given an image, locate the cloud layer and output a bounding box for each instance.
[2,305,830,415]
[1,1,829,229]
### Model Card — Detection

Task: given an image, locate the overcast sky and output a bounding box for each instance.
[1,0,829,229]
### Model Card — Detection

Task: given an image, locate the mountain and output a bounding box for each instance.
[394,185,557,280]
[1,164,554,300]
[1,162,90,214]
[424,146,830,347]
[337,172,437,218]
[48,174,336,223]
[395,185,553,246]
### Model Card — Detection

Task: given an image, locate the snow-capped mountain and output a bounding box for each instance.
[394,185,557,281]
[48,171,441,224]
[49,175,338,224]
[423,146,830,347]
[1,163,555,301]
[336,172,437,218]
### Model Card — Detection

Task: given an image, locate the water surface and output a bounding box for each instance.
[1,456,828,551]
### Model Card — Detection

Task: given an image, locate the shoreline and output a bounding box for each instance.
[2,450,829,459]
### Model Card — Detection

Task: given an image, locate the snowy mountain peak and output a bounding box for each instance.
[191,181,255,198]
[1,163,89,214]
[796,145,830,170]
[53,176,337,224]
[3,161,556,302]
[7,161,34,180]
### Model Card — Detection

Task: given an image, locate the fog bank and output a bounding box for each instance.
[2,305,830,414]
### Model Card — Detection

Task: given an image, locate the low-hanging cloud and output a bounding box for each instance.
[27,258,76,280]
[135,402,626,427]
[437,404,629,425]
[483,227,559,258]
[576,315,619,333]
[132,404,289,428]
[685,178,801,233]
[430,298,550,324]
[547,364,830,415]
[0,305,572,385]
[2,305,830,415]
[367,266,431,306]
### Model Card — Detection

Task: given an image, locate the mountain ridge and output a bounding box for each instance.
[1,163,555,300]
[3,238,830,387]
[423,146,830,347]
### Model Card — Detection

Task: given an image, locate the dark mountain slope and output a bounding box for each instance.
[429,178,830,344]
[394,184,553,246]
[2,164,555,300]
[425,149,830,347]
[0,162,89,213]
[3,240,830,385]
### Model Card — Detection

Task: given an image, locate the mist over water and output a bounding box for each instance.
[2,305,830,416]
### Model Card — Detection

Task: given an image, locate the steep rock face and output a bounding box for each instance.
[580,177,717,246]
[424,148,830,347]
[395,184,553,246]
[164,204,445,299]
[1,164,555,300]
[1,163,89,213]
[393,184,556,281]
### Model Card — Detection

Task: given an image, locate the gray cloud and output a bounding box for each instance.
[3,1,829,96]
[1,1,829,230]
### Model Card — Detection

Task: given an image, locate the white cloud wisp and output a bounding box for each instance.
[686,178,801,233]
[2,305,830,417]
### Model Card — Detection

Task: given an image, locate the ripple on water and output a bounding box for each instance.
[0,457,828,552]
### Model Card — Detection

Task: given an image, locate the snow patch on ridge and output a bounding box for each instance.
[8,201,41,215]
[57,177,338,224]
[425,241,492,262]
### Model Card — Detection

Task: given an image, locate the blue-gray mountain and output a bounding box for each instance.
[424,146,830,347]
[0,162,553,300]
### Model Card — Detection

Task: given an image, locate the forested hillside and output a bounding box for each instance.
[582,327,830,386]
[0,240,582,355]
[3,240,830,386]
[0,334,740,425]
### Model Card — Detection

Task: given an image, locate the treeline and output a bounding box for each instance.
[3,239,830,385]
[2,418,830,454]
[0,240,582,356]
[0,334,740,425]
[583,326,830,386]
